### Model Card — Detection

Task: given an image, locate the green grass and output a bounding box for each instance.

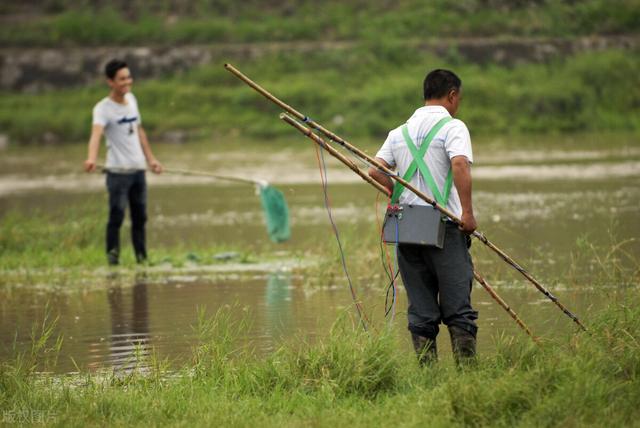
[0,203,265,279]
[1,48,639,143]
[1,0,639,46]
[1,195,637,292]
[1,294,640,426]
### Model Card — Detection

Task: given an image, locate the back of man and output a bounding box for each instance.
[369,69,478,365]
[377,105,472,218]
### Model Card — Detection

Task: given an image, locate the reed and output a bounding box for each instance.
[1,295,639,426]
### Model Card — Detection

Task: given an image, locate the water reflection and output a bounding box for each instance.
[264,272,293,340]
[106,274,151,373]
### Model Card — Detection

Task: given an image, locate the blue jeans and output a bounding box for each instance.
[106,171,147,264]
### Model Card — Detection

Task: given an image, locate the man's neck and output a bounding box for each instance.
[424,99,452,116]
[424,100,445,108]
[109,92,127,104]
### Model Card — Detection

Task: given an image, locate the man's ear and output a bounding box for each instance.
[448,89,458,102]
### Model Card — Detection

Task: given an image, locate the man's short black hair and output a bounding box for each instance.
[105,59,128,79]
[423,69,462,100]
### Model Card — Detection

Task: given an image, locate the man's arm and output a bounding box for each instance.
[84,124,104,172]
[451,155,477,234]
[368,158,394,197]
[138,125,163,174]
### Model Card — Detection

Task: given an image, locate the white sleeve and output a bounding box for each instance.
[92,103,107,126]
[444,120,473,164]
[375,131,396,168]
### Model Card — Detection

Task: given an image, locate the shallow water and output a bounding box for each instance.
[0,270,605,373]
[1,138,639,372]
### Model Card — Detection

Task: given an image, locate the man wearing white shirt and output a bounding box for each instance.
[84,59,163,266]
[370,69,478,365]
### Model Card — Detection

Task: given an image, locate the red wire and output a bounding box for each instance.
[313,145,372,329]
[376,192,397,317]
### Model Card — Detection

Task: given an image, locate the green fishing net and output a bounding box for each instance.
[259,184,290,243]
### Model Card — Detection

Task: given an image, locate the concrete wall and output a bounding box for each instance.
[2,36,637,92]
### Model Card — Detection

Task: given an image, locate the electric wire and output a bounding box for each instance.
[302,118,399,319]
[376,188,403,321]
[376,192,399,320]
[313,145,370,331]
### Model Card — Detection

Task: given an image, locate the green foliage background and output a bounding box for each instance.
[0,0,638,141]
[2,0,640,45]
[2,49,639,142]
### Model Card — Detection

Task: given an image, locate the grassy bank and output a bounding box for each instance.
[1,295,639,426]
[1,197,637,291]
[1,48,639,143]
[2,0,639,46]
[0,203,268,277]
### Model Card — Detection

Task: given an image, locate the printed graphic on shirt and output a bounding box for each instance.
[117,116,138,135]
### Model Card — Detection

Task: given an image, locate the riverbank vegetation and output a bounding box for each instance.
[1,48,639,144]
[1,294,639,426]
[0,204,263,277]
[2,0,639,144]
[2,0,639,46]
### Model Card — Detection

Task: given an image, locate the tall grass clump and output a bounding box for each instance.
[190,307,400,399]
[2,306,63,377]
[255,321,399,399]
[0,205,104,270]
[1,296,640,425]
[568,228,640,286]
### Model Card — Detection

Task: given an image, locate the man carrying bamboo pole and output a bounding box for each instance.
[83,59,163,266]
[369,69,478,365]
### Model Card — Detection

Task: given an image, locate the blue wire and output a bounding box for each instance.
[320,141,403,322]
[383,213,401,319]
[392,216,399,319]
[317,146,367,331]
[329,141,408,320]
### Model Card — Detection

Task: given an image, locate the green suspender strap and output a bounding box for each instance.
[390,117,453,206]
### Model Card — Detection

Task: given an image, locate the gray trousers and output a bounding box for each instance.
[397,222,478,339]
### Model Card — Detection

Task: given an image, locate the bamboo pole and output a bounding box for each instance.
[224,63,586,332]
[281,113,538,341]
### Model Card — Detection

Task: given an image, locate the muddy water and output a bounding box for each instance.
[0,272,601,373]
[1,140,639,372]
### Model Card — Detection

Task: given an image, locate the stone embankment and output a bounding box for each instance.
[1,36,637,92]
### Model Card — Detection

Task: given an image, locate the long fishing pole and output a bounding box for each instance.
[96,164,291,243]
[97,164,261,186]
[224,63,586,332]
[161,167,267,186]
[280,113,537,341]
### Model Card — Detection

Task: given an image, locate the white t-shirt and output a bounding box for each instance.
[92,92,146,170]
[375,105,473,218]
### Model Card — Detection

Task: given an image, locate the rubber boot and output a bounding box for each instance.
[448,325,477,366]
[411,333,437,366]
[135,253,147,265]
[107,249,119,266]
